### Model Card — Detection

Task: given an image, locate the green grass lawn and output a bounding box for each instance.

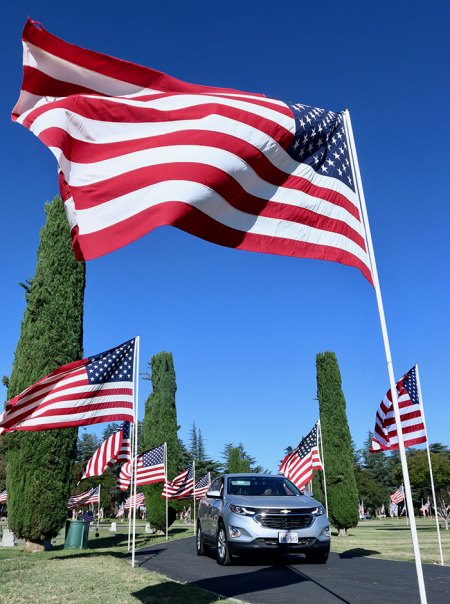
[330,517,450,565]
[0,521,233,604]
[0,517,448,603]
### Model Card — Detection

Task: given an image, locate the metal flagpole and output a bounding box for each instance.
[97,484,101,533]
[165,442,168,542]
[318,420,329,517]
[344,110,427,604]
[415,364,444,565]
[192,461,196,535]
[131,336,140,568]
[127,427,134,551]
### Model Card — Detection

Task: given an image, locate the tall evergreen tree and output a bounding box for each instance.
[142,352,179,531]
[188,422,198,459]
[5,197,85,551]
[316,351,359,535]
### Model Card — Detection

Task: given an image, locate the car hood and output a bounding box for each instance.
[226,493,322,510]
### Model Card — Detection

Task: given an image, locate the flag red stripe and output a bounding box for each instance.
[69,202,373,283]
[41,125,361,224]
[63,166,365,250]
[25,95,292,149]
[22,19,251,97]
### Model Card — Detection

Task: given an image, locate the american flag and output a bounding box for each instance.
[116,503,125,517]
[124,493,145,510]
[279,423,323,490]
[390,486,405,504]
[117,460,132,491]
[81,510,94,523]
[0,490,7,503]
[12,19,373,285]
[0,339,136,432]
[135,445,166,487]
[194,473,211,500]
[68,486,100,509]
[116,444,165,491]
[370,366,427,452]
[116,422,132,463]
[162,464,194,499]
[79,422,131,482]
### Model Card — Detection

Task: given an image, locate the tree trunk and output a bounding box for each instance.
[338,528,348,536]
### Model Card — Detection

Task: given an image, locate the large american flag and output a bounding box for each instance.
[370,366,427,452]
[279,422,323,490]
[0,490,7,503]
[79,422,131,482]
[0,339,136,432]
[116,444,165,491]
[390,486,405,504]
[12,19,373,285]
[162,464,194,499]
[68,486,100,509]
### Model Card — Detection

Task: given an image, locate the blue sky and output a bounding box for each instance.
[1,1,449,472]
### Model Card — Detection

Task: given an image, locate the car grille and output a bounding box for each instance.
[255,511,314,530]
[258,537,316,547]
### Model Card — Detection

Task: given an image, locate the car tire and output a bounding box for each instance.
[216,522,233,566]
[305,547,330,564]
[196,523,206,556]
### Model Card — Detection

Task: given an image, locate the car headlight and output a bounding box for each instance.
[311,506,326,516]
[229,504,256,516]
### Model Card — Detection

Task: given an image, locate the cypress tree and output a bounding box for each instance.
[5,197,85,551]
[142,352,179,531]
[316,351,359,535]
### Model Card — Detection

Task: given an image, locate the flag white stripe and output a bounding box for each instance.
[4,384,133,423]
[31,107,359,205]
[24,41,161,95]
[61,180,370,265]
[18,406,133,428]
[51,141,364,238]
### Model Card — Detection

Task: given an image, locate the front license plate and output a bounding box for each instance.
[278,532,298,544]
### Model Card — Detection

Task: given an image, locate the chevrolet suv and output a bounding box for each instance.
[196,473,330,565]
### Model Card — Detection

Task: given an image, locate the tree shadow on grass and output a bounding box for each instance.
[339,548,381,558]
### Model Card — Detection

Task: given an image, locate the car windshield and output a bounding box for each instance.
[227,476,301,496]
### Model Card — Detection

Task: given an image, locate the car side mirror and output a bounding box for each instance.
[206,489,222,498]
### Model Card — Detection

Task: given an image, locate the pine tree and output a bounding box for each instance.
[316,351,359,535]
[142,352,179,531]
[5,197,85,551]
[188,422,198,459]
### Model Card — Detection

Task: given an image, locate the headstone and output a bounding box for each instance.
[109,522,117,532]
[145,522,154,534]
[1,529,16,547]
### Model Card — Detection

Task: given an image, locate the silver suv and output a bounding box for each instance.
[196,473,330,565]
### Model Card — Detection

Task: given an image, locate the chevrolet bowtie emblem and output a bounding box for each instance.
[280,509,290,514]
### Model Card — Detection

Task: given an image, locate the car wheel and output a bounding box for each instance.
[305,547,330,564]
[216,522,233,566]
[196,523,206,556]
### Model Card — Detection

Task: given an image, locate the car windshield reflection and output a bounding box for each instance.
[227,477,301,497]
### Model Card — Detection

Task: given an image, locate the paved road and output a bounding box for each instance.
[134,537,450,604]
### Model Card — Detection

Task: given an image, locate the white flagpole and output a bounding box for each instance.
[131,336,140,568]
[318,420,329,517]
[415,364,444,565]
[97,484,101,533]
[165,442,168,542]
[193,461,196,534]
[127,427,134,551]
[344,110,427,604]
